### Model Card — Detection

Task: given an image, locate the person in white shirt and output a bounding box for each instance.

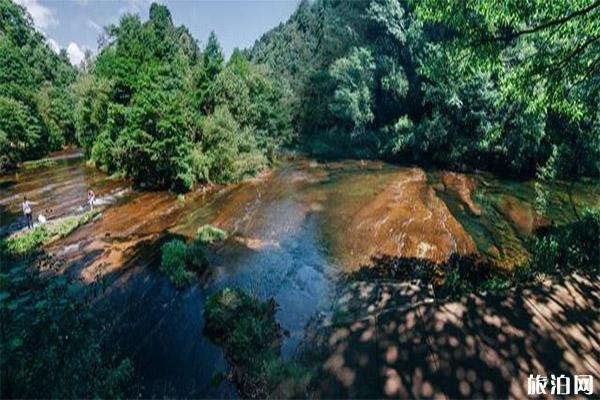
[22,196,33,229]
[88,189,95,211]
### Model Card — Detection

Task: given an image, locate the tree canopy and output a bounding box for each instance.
[0,0,77,172]
[1,1,292,190]
[72,4,291,191]
[2,0,597,182]
[250,0,599,179]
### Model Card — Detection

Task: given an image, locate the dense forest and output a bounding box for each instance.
[1,0,292,191]
[251,0,599,179]
[0,0,77,171]
[2,0,598,188]
[73,4,292,191]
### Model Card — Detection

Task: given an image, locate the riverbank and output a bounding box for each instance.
[312,272,600,398]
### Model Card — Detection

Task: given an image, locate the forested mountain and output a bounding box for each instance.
[0,0,77,172]
[1,1,291,191]
[250,0,599,179]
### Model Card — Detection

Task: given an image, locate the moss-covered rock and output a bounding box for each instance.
[204,288,312,398]
[196,224,228,244]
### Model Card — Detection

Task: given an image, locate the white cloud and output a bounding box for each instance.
[46,37,60,53]
[14,0,58,30]
[120,0,154,15]
[86,18,102,32]
[67,42,85,66]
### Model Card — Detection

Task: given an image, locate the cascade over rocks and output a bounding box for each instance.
[344,168,478,268]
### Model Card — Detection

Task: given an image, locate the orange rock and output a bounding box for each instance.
[343,168,478,268]
[494,195,550,235]
[441,172,482,216]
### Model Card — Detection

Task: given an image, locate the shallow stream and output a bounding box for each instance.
[1,152,598,397]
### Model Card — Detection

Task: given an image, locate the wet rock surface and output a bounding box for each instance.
[0,151,126,237]
[493,194,551,235]
[340,168,478,268]
[441,171,482,216]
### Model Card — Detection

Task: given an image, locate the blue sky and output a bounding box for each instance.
[15,0,299,65]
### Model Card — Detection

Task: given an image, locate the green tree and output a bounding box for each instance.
[329,47,376,134]
[251,0,598,179]
[198,106,266,183]
[411,0,600,178]
[195,31,224,114]
[0,96,41,170]
[0,0,77,171]
[76,3,290,191]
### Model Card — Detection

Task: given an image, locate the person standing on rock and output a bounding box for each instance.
[87,189,95,211]
[22,196,33,229]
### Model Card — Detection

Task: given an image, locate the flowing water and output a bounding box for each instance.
[1,151,598,397]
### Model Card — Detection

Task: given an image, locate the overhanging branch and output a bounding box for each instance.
[486,1,600,43]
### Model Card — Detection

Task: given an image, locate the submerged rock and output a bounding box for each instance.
[494,194,550,235]
[342,168,478,268]
[441,171,482,216]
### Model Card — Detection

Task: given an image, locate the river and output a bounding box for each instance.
[1,151,598,397]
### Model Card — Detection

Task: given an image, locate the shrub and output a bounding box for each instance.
[159,237,210,287]
[438,268,472,296]
[529,207,600,274]
[204,288,313,398]
[478,276,512,293]
[204,288,272,338]
[186,240,209,272]
[3,226,51,258]
[160,239,195,287]
[196,224,228,244]
[228,312,279,368]
[264,358,314,399]
[2,210,100,260]
[53,210,99,237]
